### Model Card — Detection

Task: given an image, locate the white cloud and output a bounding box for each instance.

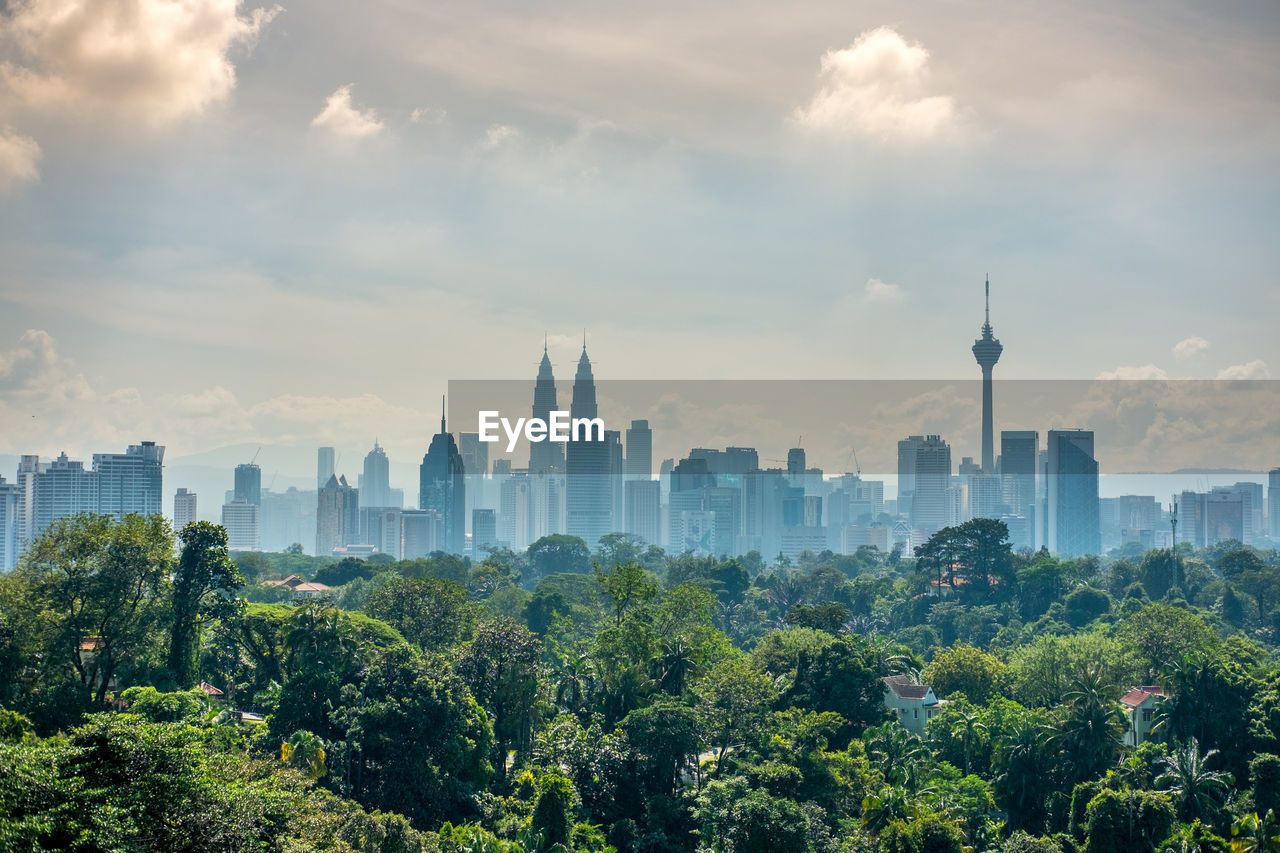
[310,85,384,139]
[793,27,957,141]
[1172,336,1209,360]
[864,278,903,303]
[0,129,41,190]
[409,106,447,124]
[1,0,279,125]
[1216,360,1270,380]
[1096,364,1169,380]
[478,124,521,151]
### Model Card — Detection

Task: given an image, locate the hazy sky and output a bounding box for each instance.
[1,0,1278,473]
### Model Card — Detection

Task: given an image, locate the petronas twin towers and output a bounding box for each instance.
[530,338,615,548]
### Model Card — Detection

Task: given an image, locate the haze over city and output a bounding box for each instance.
[2,0,1279,472]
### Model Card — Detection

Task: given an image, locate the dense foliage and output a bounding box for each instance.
[2,513,1280,853]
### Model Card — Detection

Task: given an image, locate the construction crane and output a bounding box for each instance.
[249,446,262,466]
[845,445,862,477]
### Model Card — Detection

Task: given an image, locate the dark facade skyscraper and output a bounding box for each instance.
[971,278,1003,472]
[529,341,565,474]
[1000,431,1038,514]
[420,401,466,554]
[566,342,611,549]
[233,462,261,506]
[625,419,652,478]
[1046,429,1099,557]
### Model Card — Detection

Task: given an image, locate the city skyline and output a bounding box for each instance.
[2,1,1278,464]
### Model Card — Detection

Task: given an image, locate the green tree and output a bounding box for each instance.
[1083,789,1175,853]
[595,562,658,627]
[922,643,1006,704]
[456,618,542,779]
[9,513,174,706]
[698,656,778,770]
[526,535,591,583]
[1232,811,1280,853]
[1155,737,1232,823]
[168,521,244,689]
[530,773,576,850]
[365,576,475,651]
[1252,755,1280,818]
[1063,587,1112,628]
[1051,665,1124,785]
[282,729,327,781]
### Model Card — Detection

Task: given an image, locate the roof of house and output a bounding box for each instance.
[1120,685,1167,708]
[884,675,934,701]
[197,681,225,697]
[262,574,305,588]
[292,582,330,594]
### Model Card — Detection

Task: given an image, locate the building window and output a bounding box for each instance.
[914,709,918,719]
[1143,708,1153,722]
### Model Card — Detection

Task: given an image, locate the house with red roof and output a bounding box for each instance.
[884,675,944,736]
[1120,685,1167,746]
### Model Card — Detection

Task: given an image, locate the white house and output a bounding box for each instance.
[1120,685,1167,746]
[884,675,944,736]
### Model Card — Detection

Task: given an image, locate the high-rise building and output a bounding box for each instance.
[529,342,565,474]
[968,472,1002,520]
[359,441,392,509]
[565,343,612,550]
[472,508,497,555]
[316,474,359,555]
[173,488,197,532]
[0,476,19,572]
[233,462,261,506]
[1000,431,1038,519]
[261,487,316,554]
[420,402,466,554]
[31,452,99,537]
[906,435,951,536]
[1046,429,1099,557]
[971,278,1003,472]
[624,479,661,547]
[14,455,43,550]
[1270,468,1280,540]
[460,433,489,479]
[401,509,443,559]
[317,447,335,489]
[1213,482,1262,545]
[221,499,260,551]
[360,507,403,558]
[94,441,164,520]
[625,420,652,478]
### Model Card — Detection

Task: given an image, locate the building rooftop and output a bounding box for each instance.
[884,675,935,701]
[1120,686,1167,707]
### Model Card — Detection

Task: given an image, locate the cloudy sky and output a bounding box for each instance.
[1,0,1278,476]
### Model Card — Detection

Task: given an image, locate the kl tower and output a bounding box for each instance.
[971,277,1003,473]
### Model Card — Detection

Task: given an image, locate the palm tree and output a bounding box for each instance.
[956,707,988,776]
[552,652,596,717]
[862,786,920,834]
[1232,811,1280,853]
[654,635,700,695]
[1050,664,1124,784]
[1156,737,1232,822]
[864,723,930,789]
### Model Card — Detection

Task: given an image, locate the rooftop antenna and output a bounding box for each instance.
[544,331,548,354]
[1170,494,1178,552]
[440,395,446,434]
[582,328,587,351]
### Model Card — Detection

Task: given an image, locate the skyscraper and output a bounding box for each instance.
[1270,468,1280,540]
[625,419,653,478]
[565,342,612,549]
[0,476,18,572]
[420,400,466,554]
[94,441,165,520]
[233,462,261,506]
[472,508,497,555]
[624,479,661,546]
[529,341,565,474]
[1000,431,1038,517]
[317,447,335,489]
[905,435,951,535]
[971,278,1003,472]
[173,488,197,532]
[359,441,392,509]
[317,474,358,555]
[221,499,260,551]
[1046,429,1100,557]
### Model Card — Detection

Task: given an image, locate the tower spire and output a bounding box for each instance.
[985,275,990,326]
[440,395,446,435]
[544,331,548,355]
[582,328,587,352]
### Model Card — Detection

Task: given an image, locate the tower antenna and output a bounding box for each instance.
[985,275,990,327]
[440,395,446,434]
